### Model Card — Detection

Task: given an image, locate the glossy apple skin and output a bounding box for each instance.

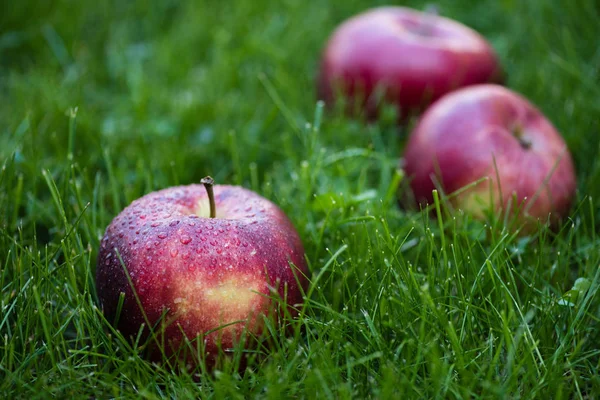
[317,6,503,119]
[403,84,576,227]
[96,184,308,364]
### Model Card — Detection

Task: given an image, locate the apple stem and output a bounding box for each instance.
[512,124,532,150]
[417,4,438,36]
[201,176,216,218]
[424,4,439,17]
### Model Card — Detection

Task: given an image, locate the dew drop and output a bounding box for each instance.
[151,222,160,227]
[169,220,180,227]
[209,240,216,246]
[140,214,146,219]
[195,228,203,234]
[180,235,192,245]
[158,233,167,239]
[170,248,179,258]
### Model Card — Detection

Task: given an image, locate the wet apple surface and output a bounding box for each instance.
[96,183,308,363]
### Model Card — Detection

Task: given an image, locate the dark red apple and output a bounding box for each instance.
[317,6,503,120]
[403,84,576,229]
[96,178,308,366]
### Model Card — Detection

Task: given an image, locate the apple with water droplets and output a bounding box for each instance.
[317,6,503,120]
[96,177,308,366]
[403,84,577,231]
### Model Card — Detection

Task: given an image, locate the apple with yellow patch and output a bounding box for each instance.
[403,84,576,230]
[96,177,308,365]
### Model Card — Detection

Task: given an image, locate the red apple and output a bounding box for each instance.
[403,84,576,229]
[317,6,503,120]
[96,177,308,366]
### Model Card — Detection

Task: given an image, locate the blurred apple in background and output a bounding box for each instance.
[317,6,503,120]
[96,177,308,366]
[403,84,576,230]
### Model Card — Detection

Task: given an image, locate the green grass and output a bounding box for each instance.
[1,0,600,398]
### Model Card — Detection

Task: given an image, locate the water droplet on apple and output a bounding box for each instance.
[118,233,124,238]
[218,228,224,233]
[169,220,179,227]
[209,240,216,246]
[182,252,190,260]
[242,242,248,247]
[151,222,160,227]
[201,236,207,242]
[158,233,167,239]
[207,226,214,231]
[180,235,192,245]
[196,228,203,234]
[139,214,146,219]
[195,247,203,254]
[170,248,179,258]
[216,248,222,254]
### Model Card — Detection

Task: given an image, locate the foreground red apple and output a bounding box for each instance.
[403,84,576,229]
[317,6,503,120]
[96,177,308,365]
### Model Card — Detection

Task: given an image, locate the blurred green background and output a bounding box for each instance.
[1,0,600,398]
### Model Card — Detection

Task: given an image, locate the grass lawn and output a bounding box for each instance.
[2,0,600,398]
